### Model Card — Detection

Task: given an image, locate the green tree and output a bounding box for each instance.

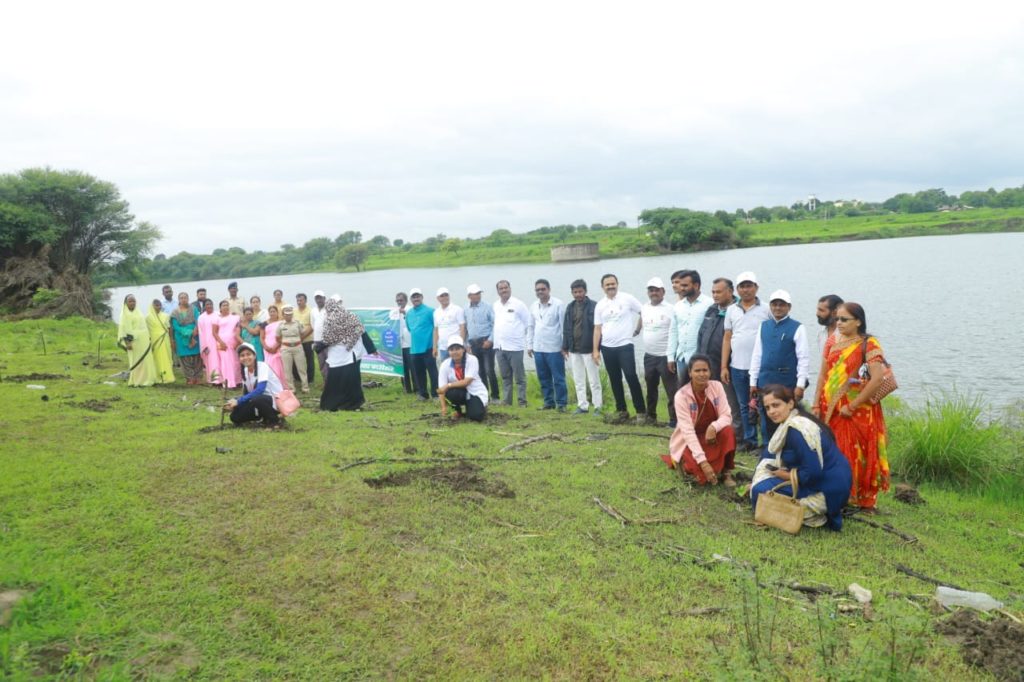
[441,238,462,256]
[749,206,772,223]
[335,230,362,247]
[335,243,369,272]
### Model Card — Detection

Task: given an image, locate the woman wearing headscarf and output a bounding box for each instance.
[117,294,157,387]
[147,299,175,383]
[319,298,367,411]
[170,292,204,385]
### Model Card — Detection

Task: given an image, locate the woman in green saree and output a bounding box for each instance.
[147,299,175,383]
[170,292,204,385]
[236,307,265,361]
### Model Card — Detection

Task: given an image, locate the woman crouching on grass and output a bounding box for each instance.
[225,343,285,428]
[666,354,737,486]
[437,335,489,422]
[750,384,852,530]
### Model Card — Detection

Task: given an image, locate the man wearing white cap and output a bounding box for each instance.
[721,271,772,450]
[492,280,532,407]
[639,276,678,426]
[432,287,467,363]
[437,335,489,422]
[465,283,500,401]
[311,290,328,377]
[749,289,809,442]
[405,288,437,400]
[667,269,713,385]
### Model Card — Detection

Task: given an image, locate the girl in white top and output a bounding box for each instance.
[227,343,285,426]
[437,335,489,421]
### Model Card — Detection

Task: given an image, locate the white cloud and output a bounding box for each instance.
[2,1,1023,254]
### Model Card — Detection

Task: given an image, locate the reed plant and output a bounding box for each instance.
[888,392,1022,498]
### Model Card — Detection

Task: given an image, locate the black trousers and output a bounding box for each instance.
[643,353,678,422]
[303,341,316,384]
[468,338,500,400]
[446,387,486,421]
[410,351,438,399]
[401,347,415,393]
[601,344,645,414]
[230,394,280,426]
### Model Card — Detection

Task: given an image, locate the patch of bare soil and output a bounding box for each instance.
[894,483,925,505]
[364,461,515,498]
[70,396,121,412]
[936,610,1024,681]
[196,420,297,434]
[0,588,30,627]
[3,373,67,382]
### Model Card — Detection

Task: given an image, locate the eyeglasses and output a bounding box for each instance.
[835,316,855,322]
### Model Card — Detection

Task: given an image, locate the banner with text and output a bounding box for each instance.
[352,307,403,377]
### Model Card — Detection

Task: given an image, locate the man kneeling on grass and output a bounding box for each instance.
[437,335,489,422]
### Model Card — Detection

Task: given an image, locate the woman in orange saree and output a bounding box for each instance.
[812,302,889,509]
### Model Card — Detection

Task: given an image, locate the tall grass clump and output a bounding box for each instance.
[888,392,1022,497]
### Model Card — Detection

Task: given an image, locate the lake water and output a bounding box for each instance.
[109,232,1024,408]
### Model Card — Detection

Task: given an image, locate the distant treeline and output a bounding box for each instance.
[133,184,1024,284]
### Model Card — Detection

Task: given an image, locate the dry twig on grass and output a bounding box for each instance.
[499,433,563,453]
[895,564,965,591]
[592,497,686,526]
[848,516,920,544]
[333,454,552,471]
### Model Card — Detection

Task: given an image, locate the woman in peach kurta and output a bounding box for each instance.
[196,299,221,384]
[212,300,241,388]
[262,305,287,389]
[666,355,737,486]
[813,302,889,509]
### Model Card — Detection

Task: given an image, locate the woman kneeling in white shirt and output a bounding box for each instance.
[438,335,489,422]
[227,342,285,426]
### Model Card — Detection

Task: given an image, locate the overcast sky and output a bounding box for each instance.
[3,1,1022,256]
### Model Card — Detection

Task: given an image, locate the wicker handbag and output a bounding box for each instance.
[754,471,803,534]
[860,338,898,404]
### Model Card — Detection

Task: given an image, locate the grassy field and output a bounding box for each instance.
[350,207,1024,272]
[2,319,1022,680]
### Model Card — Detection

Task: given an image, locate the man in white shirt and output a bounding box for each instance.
[638,277,678,426]
[390,291,414,393]
[311,290,328,377]
[815,294,844,359]
[667,269,713,386]
[592,274,645,423]
[492,280,532,407]
[721,271,772,450]
[750,289,810,442]
[529,278,568,411]
[432,287,467,363]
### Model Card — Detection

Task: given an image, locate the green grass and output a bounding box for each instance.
[1,319,1021,679]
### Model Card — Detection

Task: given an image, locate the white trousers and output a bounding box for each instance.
[569,352,603,410]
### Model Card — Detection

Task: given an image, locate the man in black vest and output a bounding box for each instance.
[696,277,741,435]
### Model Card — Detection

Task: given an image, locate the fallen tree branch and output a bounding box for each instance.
[895,564,965,591]
[848,516,919,544]
[333,454,552,471]
[580,431,670,441]
[499,433,563,453]
[593,497,630,525]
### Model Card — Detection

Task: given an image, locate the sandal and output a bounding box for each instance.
[722,473,737,488]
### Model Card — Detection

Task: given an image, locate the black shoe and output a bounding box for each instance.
[538,405,555,411]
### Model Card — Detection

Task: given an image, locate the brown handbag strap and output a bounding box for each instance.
[768,470,799,499]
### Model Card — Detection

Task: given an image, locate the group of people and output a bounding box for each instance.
[118,269,892,530]
[117,283,371,426]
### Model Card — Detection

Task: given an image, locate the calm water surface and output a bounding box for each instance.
[110,233,1023,408]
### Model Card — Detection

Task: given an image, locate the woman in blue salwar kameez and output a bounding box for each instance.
[751,384,853,530]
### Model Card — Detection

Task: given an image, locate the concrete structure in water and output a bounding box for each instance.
[550,243,599,262]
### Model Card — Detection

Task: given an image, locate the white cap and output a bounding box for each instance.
[768,289,792,304]
[313,290,326,298]
[735,271,758,285]
[436,287,450,297]
[646,276,665,289]
[446,334,465,348]
[282,305,294,313]
[409,288,423,297]
[466,283,482,295]
[330,293,342,302]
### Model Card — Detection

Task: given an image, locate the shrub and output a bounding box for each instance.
[888,393,1021,494]
[30,288,61,307]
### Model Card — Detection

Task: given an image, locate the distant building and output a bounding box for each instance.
[807,195,818,211]
[550,243,599,262]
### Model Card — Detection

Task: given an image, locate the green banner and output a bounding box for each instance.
[352,307,403,377]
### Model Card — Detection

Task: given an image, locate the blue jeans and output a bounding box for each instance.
[534,351,568,408]
[729,366,757,444]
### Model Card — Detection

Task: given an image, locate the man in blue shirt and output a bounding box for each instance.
[529,278,568,411]
[465,283,499,401]
[405,288,437,400]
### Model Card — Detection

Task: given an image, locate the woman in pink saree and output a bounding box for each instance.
[196,299,221,384]
[212,300,241,388]
[263,305,287,389]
